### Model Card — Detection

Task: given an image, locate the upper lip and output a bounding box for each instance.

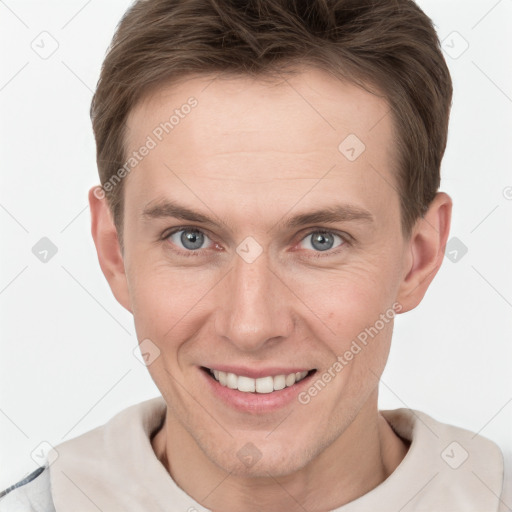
[202,365,314,379]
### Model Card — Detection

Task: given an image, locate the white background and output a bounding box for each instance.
[1,0,511,493]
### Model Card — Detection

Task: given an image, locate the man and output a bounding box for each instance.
[1,0,508,510]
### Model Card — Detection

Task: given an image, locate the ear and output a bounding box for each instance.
[88,186,132,313]
[396,192,452,313]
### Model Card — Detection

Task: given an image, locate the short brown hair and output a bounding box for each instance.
[91,0,452,245]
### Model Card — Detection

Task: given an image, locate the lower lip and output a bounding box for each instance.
[200,368,315,414]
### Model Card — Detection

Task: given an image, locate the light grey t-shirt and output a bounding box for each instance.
[1,396,509,511]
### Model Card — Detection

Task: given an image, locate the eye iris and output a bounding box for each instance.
[311,232,334,251]
[181,230,204,250]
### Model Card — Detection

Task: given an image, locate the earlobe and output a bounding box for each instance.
[88,186,133,313]
[397,192,452,313]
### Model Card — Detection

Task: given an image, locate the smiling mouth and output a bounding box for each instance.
[202,367,316,394]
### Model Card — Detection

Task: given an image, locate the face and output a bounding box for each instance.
[120,69,410,476]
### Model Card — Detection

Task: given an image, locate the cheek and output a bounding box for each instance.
[127,261,217,349]
[295,258,400,338]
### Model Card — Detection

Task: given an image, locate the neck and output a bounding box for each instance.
[151,391,409,512]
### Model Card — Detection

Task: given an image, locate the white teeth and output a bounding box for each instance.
[273,375,286,391]
[209,369,310,393]
[238,376,256,392]
[226,372,237,389]
[255,376,274,394]
[285,373,296,387]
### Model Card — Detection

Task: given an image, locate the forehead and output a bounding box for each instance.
[123,68,399,225]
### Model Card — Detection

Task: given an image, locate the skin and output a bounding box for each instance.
[89,68,452,511]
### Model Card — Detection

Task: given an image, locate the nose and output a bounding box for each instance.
[214,249,294,352]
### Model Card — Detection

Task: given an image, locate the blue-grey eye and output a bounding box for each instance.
[299,231,344,252]
[169,229,209,250]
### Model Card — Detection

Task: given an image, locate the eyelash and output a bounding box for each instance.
[161,226,351,259]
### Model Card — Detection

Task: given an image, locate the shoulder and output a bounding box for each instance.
[498,447,512,512]
[383,407,504,468]
[381,408,507,511]
[0,466,55,512]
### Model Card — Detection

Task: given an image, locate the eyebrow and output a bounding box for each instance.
[142,199,228,227]
[141,199,374,230]
[279,204,374,229]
